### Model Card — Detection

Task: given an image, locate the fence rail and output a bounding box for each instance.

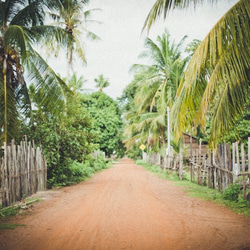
[143,138,250,200]
[0,139,47,208]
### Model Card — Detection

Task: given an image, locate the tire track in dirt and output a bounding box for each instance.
[0,158,250,250]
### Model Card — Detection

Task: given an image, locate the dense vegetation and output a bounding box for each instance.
[1,0,249,188]
[122,0,250,159]
[0,0,124,187]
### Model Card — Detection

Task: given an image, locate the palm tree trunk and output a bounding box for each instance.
[66,48,73,84]
[3,55,7,142]
[162,129,167,170]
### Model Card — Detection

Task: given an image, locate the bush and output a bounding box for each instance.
[54,154,111,187]
[222,184,240,202]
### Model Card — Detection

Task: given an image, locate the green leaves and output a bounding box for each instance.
[94,74,110,92]
[144,0,250,147]
[0,0,73,143]
[124,30,188,153]
[171,0,250,146]
[82,92,124,157]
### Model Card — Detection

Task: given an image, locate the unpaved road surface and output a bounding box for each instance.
[1,159,250,250]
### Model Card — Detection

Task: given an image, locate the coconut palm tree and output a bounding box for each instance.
[0,0,69,143]
[144,0,250,147]
[94,74,110,92]
[132,30,188,113]
[67,72,87,94]
[124,31,188,156]
[47,0,100,81]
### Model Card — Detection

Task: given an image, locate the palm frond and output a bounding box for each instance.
[172,0,250,146]
[10,0,46,27]
[3,25,28,59]
[142,0,216,33]
[24,48,72,116]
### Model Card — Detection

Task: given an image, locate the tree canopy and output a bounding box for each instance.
[81,91,124,157]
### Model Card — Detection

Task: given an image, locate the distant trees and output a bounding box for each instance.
[82,91,124,157]
[94,74,110,92]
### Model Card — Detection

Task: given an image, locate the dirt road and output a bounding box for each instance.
[1,159,250,250]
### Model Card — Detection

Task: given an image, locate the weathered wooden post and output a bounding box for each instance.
[179,147,183,180]
[241,143,246,200]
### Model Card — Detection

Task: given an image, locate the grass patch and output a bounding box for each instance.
[0,206,20,218]
[0,197,41,218]
[137,160,250,218]
[0,223,26,230]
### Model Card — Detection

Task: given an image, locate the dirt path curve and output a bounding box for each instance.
[1,158,250,250]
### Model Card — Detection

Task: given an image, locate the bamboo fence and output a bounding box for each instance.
[0,139,47,208]
[142,138,250,200]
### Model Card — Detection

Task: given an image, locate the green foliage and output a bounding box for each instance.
[24,80,97,187]
[123,30,188,155]
[222,183,250,209]
[0,197,41,218]
[126,144,142,160]
[220,107,250,147]
[0,223,26,230]
[82,92,125,157]
[0,0,70,143]
[0,206,20,218]
[55,154,111,186]
[117,81,138,113]
[222,183,240,202]
[27,118,96,187]
[94,74,110,92]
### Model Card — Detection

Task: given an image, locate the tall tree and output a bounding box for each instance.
[132,30,188,113]
[82,91,124,157]
[47,0,100,81]
[94,74,110,92]
[144,0,250,147]
[0,0,69,143]
[125,30,188,151]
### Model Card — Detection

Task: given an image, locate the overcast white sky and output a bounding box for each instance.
[52,0,238,99]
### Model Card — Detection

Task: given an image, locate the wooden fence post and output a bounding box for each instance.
[236,142,240,183]
[232,142,236,183]
[179,147,183,180]
[1,140,47,208]
[208,150,212,188]
[241,143,246,200]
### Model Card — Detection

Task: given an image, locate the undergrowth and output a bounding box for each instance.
[136,159,250,218]
[48,154,112,187]
[0,223,26,230]
[0,197,42,230]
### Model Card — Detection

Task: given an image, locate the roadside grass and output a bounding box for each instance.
[0,223,26,230]
[0,197,42,221]
[137,160,250,218]
[51,158,113,188]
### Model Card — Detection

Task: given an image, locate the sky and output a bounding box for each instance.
[52,0,238,99]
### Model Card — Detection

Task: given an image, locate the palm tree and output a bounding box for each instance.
[67,72,87,94]
[47,0,100,81]
[0,0,69,143]
[124,31,188,156]
[144,0,250,147]
[94,74,110,92]
[132,30,188,113]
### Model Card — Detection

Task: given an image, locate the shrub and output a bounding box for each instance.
[222,183,240,202]
[55,154,111,186]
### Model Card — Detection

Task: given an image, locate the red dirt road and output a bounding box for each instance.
[1,159,250,250]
